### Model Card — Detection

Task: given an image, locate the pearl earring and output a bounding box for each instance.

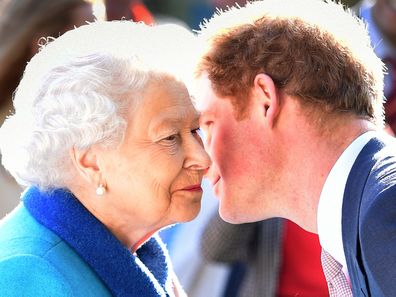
[96,184,106,196]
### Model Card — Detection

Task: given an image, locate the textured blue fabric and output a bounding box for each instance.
[342,135,396,297]
[0,205,111,297]
[0,187,174,297]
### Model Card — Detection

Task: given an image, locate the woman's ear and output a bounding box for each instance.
[69,146,101,186]
[253,73,280,128]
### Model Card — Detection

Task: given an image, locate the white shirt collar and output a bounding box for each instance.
[317,131,376,274]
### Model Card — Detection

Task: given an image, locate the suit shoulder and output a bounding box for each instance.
[359,179,396,296]
[360,179,396,233]
[359,138,396,212]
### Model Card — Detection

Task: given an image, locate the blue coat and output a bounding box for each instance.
[343,135,396,296]
[0,187,175,297]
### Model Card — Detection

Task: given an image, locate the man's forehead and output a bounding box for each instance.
[193,75,216,112]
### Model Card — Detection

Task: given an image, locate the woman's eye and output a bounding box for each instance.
[164,135,177,142]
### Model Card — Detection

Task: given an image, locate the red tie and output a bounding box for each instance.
[321,249,353,297]
[384,57,396,133]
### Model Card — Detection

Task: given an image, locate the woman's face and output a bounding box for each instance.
[98,77,211,231]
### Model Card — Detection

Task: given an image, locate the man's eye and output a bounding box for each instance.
[200,121,213,133]
[191,128,201,134]
[203,121,213,128]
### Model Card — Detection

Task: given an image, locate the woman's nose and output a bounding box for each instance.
[183,136,212,171]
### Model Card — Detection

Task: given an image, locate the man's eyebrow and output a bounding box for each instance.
[199,110,214,118]
[192,113,200,123]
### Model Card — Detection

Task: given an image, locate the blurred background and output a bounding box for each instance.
[1,1,393,297]
[112,0,361,29]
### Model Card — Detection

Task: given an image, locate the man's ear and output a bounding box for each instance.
[253,73,280,128]
[69,146,102,186]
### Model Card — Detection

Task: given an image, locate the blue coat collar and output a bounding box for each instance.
[23,187,173,297]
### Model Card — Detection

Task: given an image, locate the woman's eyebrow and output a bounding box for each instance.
[149,111,199,135]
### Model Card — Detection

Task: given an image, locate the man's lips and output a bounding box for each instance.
[180,184,203,192]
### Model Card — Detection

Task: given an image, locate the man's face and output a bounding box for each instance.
[195,75,272,223]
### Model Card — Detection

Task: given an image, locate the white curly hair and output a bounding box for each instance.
[0,20,198,189]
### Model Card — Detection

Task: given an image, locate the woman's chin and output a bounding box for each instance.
[174,203,202,223]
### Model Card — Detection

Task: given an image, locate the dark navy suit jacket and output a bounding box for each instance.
[342,135,396,297]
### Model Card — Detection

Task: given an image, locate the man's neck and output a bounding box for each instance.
[278,117,376,233]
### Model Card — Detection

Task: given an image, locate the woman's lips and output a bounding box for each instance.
[180,184,203,192]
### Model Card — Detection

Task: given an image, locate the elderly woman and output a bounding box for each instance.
[0,21,210,296]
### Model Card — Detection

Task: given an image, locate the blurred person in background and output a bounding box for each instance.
[104,0,154,23]
[0,20,210,296]
[0,0,96,219]
[355,0,396,133]
[202,215,329,297]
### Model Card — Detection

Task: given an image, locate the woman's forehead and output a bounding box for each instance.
[129,79,199,129]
